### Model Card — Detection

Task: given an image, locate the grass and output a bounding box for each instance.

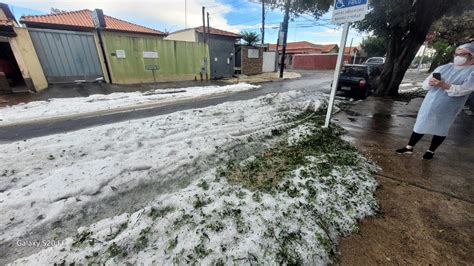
[40,99,378,265]
[149,206,175,221]
[223,110,364,193]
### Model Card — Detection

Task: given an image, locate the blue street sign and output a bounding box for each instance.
[334,0,368,10]
[331,0,369,24]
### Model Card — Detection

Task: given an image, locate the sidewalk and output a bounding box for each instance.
[333,97,473,264]
[0,72,305,108]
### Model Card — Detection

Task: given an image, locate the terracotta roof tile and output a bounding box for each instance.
[195,26,241,38]
[316,44,338,53]
[0,20,13,26]
[269,42,339,53]
[269,41,319,50]
[20,9,166,36]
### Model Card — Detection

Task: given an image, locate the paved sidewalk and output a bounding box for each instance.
[333,97,473,264]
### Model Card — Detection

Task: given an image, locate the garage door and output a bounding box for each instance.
[29,28,103,83]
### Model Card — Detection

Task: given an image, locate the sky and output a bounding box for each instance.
[4,0,368,46]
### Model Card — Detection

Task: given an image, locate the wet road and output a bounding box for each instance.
[0,71,333,142]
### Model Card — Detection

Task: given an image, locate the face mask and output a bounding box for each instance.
[453,56,468,66]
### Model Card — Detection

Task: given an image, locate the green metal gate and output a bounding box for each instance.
[29,28,103,83]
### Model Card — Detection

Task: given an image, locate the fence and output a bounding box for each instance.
[292,54,354,70]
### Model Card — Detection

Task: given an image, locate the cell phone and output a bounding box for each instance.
[433,73,441,80]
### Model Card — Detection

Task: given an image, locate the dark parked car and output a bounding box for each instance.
[336,64,381,99]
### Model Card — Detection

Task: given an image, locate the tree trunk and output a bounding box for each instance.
[374,0,453,97]
[375,33,424,97]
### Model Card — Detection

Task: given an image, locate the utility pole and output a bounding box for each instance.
[202,7,206,43]
[207,12,210,38]
[261,0,265,45]
[279,0,290,78]
[185,0,187,28]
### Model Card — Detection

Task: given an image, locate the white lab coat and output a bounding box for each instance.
[413,63,474,136]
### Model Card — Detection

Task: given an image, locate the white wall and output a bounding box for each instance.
[165,29,197,42]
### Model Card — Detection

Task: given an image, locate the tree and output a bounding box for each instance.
[429,10,474,71]
[355,0,472,97]
[263,0,470,97]
[429,39,457,71]
[361,36,387,57]
[263,0,332,19]
[241,31,261,46]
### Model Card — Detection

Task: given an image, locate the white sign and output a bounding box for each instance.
[143,51,159,58]
[331,0,369,24]
[248,49,259,59]
[116,50,126,58]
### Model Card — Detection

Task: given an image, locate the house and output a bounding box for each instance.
[292,45,367,70]
[166,26,241,79]
[344,46,368,64]
[0,3,47,93]
[317,44,339,54]
[269,41,339,66]
[269,41,322,66]
[269,41,323,55]
[19,9,168,84]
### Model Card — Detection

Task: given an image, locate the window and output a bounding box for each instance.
[341,66,366,76]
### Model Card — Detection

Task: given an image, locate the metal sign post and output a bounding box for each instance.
[413,32,436,82]
[325,0,369,128]
[145,64,160,89]
[324,22,350,128]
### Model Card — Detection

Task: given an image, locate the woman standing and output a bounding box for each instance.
[396,43,474,160]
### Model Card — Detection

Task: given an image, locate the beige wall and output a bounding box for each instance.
[165,29,197,42]
[11,27,48,91]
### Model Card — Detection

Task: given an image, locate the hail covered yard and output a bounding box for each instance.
[0,83,259,126]
[1,86,378,265]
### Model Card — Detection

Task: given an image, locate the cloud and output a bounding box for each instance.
[302,28,341,37]
[223,22,279,33]
[5,0,232,30]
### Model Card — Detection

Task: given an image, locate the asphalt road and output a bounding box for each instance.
[0,71,333,142]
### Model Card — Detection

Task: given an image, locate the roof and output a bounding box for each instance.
[316,44,338,53]
[269,42,339,53]
[20,9,166,36]
[0,20,12,26]
[269,41,320,50]
[344,47,359,54]
[0,3,16,23]
[170,26,240,38]
[195,26,241,38]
